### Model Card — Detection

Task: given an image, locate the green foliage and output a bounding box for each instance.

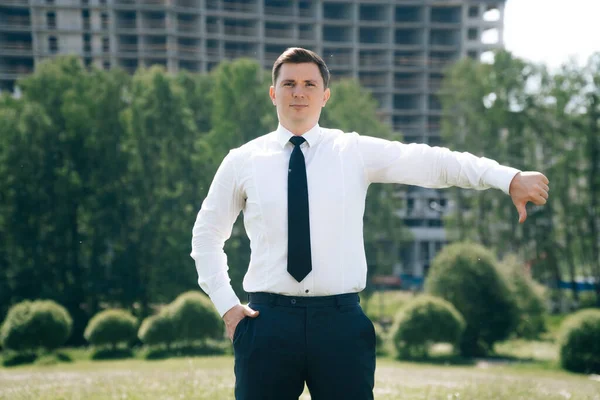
[558,309,600,373]
[1,301,36,352]
[27,300,73,351]
[0,300,72,352]
[120,65,202,312]
[0,55,413,334]
[138,310,176,347]
[425,242,519,356]
[578,291,599,309]
[8,51,599,349]
[84,309,137,349]
[320,79,390,138]
[440,50,600,308]
[363,290,416,323]
[0,56,133,343]
[169,291,223,342]
[390,295,465,359]
[499,255,547,339]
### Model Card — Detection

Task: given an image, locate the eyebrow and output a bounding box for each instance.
[281,79,318,85]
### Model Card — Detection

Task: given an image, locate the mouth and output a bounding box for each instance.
[290,105,308,109]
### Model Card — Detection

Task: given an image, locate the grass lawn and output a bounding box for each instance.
[1,292,597,399]
[1,353,599,400]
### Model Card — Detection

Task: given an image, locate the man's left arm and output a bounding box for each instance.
[355,135,549,223]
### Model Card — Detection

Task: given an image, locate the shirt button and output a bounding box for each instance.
[305,290,309,293]
[291,299,296,305]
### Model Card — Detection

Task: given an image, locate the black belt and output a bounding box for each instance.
[248,292,360,307]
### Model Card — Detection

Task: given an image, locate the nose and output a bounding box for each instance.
[292,85,305,98]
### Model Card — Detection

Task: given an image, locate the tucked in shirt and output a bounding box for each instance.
[190,124,520,316]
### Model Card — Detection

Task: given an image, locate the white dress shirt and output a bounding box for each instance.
[191,124,520,316]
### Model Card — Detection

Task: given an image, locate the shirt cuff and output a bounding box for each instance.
[209,284,241,317]
[484,165,521,195]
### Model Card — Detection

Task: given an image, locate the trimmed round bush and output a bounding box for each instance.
[499,255,546,339]
[169,291,222,343]
[559,309,600,373]
[138,310,175,348]
[1,301,36,352]
[28,301,72,351]
[84,309,137,349]
[424,242,519,356]
[0,300,72,352]
[391,295,465,359]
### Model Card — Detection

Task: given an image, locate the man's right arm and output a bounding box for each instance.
[190,150,245,317]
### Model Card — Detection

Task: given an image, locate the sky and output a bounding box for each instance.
[503,0,600,69]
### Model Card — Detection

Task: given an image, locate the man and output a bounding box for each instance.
[190,47,549,400]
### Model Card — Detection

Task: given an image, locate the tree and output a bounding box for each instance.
[438,50,600,306]
[582,53,600,304]
[425,242,519,356]
[535,61,588,305]
[120,65,202,313]
[0,57,96,341]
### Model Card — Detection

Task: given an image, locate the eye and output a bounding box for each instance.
[306,82,315,87]
[283,82,293,87]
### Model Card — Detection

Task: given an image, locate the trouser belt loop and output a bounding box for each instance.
[268,293,277,307]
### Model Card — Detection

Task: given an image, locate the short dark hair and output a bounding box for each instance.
[272,47,330,88]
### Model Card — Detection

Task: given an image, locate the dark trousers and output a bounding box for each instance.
[233,292,376,400]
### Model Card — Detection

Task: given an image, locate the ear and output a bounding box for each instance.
[322,88,331,107]
[269,86,276,105]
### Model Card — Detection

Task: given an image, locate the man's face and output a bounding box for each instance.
[269,62,331,134]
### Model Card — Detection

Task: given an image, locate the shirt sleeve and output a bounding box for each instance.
[190,149,245,317]
[355,134,520,194]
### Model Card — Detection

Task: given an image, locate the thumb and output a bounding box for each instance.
[517,202,527,224]
[245,307,259,318]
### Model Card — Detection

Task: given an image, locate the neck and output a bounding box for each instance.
[281,121,316,136]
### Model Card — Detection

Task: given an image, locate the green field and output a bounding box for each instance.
[1,353,599,400]
[2,292,598,399]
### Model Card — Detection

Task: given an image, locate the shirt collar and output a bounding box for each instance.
[275,123,321,148]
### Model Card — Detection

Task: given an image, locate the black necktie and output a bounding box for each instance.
[287,136,312,282]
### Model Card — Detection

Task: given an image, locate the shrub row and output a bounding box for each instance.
[1,291,223,357]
